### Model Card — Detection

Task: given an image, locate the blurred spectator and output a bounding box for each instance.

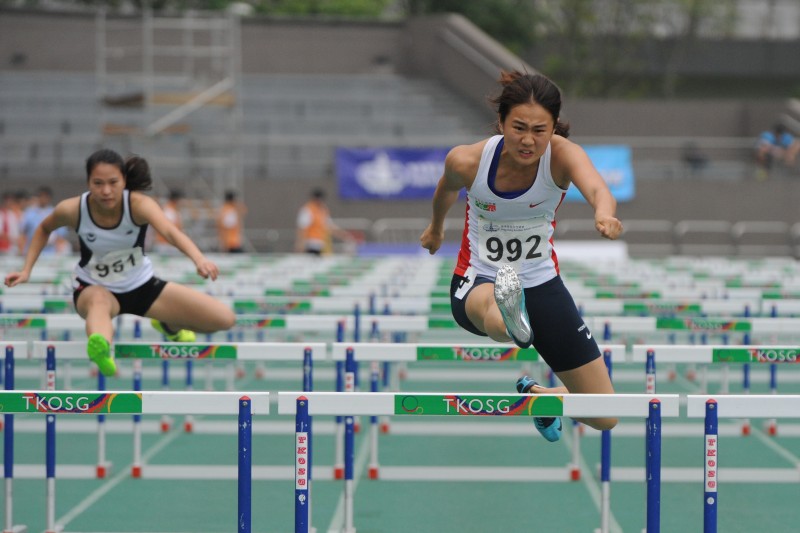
[755,123,800,180]
[19,186,70,255]
[152,189,184,254]
[682,141,708,176]
[217,190,247,253]
[295,188,355,255]
[0,191,21,255]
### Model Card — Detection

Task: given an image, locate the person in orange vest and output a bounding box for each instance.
[152,189,183,254]
[217,190,246,253]
[295,188,354,255]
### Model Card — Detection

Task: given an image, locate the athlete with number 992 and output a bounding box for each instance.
[420,71,622,442]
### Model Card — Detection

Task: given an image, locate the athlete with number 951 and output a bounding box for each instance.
[420,71,622,442]
[4,149,236,377]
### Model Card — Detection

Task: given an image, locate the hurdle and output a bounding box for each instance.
[1,390,269,533]
[686,395,800,533]
[329,342,626,481]
[279,392,680,533]
[632,344,800,435]
[18,341,323,478]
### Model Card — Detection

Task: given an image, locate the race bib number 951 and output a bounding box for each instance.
[478,217,550,266]
[88,248,143,283]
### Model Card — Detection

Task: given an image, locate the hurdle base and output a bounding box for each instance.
[368,465,379,479]
[334,465,344,480]
[380,422,390,434]
[741,423,751,436]
[184,417,194,433]
[160,416,173,433]
[3,525,29,533]
[131,465,142,478]
[96,461,112,479]
[570,465,581,481]
[767,422,778,436]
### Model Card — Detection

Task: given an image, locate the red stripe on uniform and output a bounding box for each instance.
[454,202,472,277]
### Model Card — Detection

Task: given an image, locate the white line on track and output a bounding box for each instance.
[55,428,183,529]
[326,431,371,533]
[563,424,623,533]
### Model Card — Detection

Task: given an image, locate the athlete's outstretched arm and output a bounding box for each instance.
[557,140,623,240]
[4,198,78,287]
[420,146,471,254]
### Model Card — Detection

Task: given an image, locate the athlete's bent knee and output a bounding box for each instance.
[586,417,618,432]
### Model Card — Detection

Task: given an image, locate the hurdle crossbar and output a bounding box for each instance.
[278,392,679,417]
[686,394,800,418]
[632,345,800,364]
[28,341,327,361]
[0,390,270,414]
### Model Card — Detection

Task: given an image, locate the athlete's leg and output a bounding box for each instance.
[146,282,236,333]
[75,286,120,377]
[463,284,515,343]
[75,285,120,340]
[555,357,617,431]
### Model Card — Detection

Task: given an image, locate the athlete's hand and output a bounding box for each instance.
[195,258,220,281]
[4,271,29,287]
[596,216,623,240]
[420,224,444,255]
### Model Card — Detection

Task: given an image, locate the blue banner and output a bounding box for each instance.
[336,147,449,199]
[336,145,634,201]
[565,145,635,202]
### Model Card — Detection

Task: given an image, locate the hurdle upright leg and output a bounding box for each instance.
[4,345,28,533]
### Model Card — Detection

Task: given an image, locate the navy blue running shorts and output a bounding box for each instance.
[450,273,600,372]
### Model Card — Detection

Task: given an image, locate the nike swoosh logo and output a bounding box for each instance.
[529,201,545,208]
[586,331,592,339]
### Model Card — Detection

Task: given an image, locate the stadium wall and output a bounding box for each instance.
[1,9,797,239]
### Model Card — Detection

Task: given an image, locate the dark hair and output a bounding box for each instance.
[224,190,237,202]
[169,189,183,201]
[36,186,53,197]
[489,70,570,138]
[85,148,153,191]
[311,188,325,200]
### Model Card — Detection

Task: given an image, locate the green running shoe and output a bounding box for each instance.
[151,319,197,342]
[87,333,117,377]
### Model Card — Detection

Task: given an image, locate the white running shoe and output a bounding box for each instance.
[494,264,532,348]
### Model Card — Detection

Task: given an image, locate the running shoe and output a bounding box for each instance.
[494,264,532,349]
[151,319,197,342]
[87,333,117,377]
[516,375,562,443]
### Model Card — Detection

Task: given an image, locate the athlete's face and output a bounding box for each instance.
[88,162,126,211]
[499,102,555,166]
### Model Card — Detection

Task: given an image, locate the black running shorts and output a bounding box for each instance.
[450,273,600,372]
[73,276,168,317]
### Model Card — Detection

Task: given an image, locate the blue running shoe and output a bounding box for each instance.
[516,375,562,443]
[494,265,532,349]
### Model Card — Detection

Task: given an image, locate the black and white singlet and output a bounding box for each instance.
[73,190,154,292]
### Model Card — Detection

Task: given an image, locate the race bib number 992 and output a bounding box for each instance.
[478,217,550,266]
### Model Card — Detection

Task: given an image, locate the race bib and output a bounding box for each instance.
[87,248,144,283]
[477,216,550,266]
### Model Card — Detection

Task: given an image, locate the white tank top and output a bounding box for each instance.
[454,135,567,288]
[73,190,155,292]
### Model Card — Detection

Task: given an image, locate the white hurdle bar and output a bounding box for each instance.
[686,395,800,533]
[1,390,269,533]
[279,392,680,533]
